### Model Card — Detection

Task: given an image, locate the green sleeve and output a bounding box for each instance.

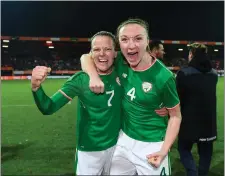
[115,51,126,67]
[32,72,84,115]
[32,86,71,115]
[60,72,84,98]
[114,51,127,76]
[162,76,180,109]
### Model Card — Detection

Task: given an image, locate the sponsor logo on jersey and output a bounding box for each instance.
[159,102,164,108]
[122,73,127,78]
[116,77,121,86]
[142,82,152,92]
[123,59,128,65]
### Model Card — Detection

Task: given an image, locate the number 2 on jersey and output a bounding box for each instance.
[127,87,136,101]
[106,90,114,107]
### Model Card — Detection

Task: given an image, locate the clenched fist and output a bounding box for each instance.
[89,77,105,94]
[31,66,51,91]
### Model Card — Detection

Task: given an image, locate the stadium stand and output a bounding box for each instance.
[1,38,224,77]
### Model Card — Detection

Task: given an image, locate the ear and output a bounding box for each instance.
[188,51,193,61]
[152,48,157,53]
[190,51,193,58]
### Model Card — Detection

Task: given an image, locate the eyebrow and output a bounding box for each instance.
[92,46,113,49]
[120,34,145,38]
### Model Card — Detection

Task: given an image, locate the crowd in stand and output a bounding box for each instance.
[1,55,223,71]
[1,39,224,71]
[1,54,81,71]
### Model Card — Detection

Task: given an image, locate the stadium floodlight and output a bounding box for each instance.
[46,41,52,44]
[2,45,8,48]
[3,40,10,43]
[178,48,183,51]
[214,49,219,52]
[48,46,54,49]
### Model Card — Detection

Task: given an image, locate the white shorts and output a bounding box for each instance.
[110,131,171,175]
[75,145,115,175]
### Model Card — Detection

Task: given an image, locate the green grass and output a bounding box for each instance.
[1,78,224,175]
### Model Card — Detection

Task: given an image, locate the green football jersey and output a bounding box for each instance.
[115,51,180,142]
[33,70,122,151]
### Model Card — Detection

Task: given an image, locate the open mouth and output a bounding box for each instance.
[99,59,108,63]
[127,52,138,56]
[127,52,138,61]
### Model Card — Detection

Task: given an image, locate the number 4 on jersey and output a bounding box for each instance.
[127,87,136,101]
[160,167,167,176]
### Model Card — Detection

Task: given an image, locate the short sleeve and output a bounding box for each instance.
[60,72,84,100]
[162,76,180,109]
[114,51,125,67]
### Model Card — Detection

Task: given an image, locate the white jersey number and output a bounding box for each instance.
[106,90,114,107]
[127,87,136,101]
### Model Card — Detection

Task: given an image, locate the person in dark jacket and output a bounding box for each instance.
[149,40,165,60]
[176,43,218,176]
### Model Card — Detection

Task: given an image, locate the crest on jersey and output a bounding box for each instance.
[122,73,127,78]
[142,82,152,93]
[116,77,121,86]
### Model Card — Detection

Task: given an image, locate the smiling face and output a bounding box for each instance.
[91,35,117,74]
[118,23,149,68]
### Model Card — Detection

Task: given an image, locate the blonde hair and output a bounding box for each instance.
[188,43,208,54]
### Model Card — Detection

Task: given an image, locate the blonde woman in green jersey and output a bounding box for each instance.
[80,18,182,175]
[31,31,122,175]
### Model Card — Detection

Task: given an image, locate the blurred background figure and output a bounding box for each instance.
[149,40,165,60]
[176,43,218,176]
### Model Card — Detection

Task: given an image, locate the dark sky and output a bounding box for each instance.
[1,1,224,41]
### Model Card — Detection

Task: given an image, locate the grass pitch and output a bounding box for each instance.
[1,78,224,175]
